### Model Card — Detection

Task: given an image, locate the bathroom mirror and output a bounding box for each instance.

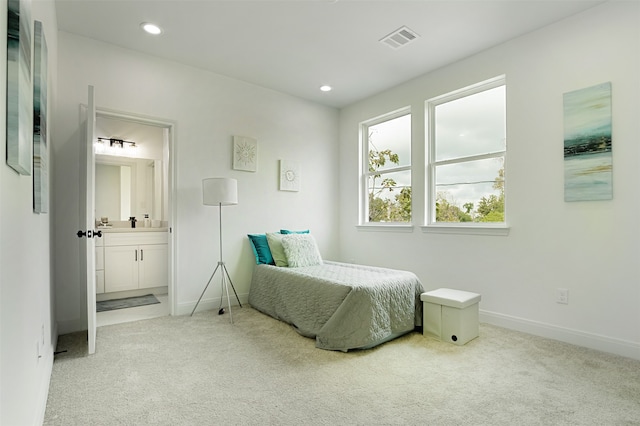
[95,154,165,223]
[95,114,168,225]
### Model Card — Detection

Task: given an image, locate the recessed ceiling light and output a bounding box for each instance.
[141,22,162,35]
[320,85,332,92]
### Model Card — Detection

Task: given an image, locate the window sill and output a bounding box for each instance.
[421,224,510,236]
[356,224,414,233]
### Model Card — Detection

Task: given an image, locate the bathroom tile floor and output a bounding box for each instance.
[97,294,169,327]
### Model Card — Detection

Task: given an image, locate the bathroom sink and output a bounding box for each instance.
[99,227,168,233]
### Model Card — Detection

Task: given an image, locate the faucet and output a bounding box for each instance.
[129,216,137,228]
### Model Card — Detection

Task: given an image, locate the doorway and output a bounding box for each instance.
[93,110,176,327]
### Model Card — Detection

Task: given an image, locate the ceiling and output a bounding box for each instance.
[55,0,604,109]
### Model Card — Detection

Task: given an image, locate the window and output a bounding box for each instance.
[426,77,506,227]
[361,109,411,224]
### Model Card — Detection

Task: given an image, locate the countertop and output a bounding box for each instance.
[97,227,168,233]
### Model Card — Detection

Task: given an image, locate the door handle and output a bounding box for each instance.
[141,249,144,261]
[77,230,103,238]
[135,249,138,261]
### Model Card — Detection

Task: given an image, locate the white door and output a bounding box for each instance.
[85,85,97,354]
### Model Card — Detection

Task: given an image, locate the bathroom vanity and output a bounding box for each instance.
[96,228,168,294]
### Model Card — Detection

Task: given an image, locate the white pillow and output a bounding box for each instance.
[281,234,323,267]
[266,232,288,267]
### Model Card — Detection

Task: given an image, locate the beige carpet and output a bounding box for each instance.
[45,307,640,425]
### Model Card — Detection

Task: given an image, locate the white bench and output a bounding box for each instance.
[420,288,481,345]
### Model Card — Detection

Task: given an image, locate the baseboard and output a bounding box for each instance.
[177,293,250,316]
[480,310,640,361]
[35,322,59,424]
[34,344,54,425]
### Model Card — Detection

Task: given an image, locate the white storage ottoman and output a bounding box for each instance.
[420,288,481,345]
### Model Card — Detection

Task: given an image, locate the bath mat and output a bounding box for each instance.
[96,294,160,312]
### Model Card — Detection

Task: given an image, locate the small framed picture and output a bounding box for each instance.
[232,136,257,172]
[279,160,300,192]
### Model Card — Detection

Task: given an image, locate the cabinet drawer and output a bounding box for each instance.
[104,232,168,246]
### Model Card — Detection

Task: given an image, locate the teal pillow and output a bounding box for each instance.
[280,229,310,234]
[266,232,288,267]
[247,234,275,265]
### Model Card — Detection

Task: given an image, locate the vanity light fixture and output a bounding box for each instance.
[141,22,162,35]
[97,137,136,149]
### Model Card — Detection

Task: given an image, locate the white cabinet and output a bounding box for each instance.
[104,245,139,292]
[96,236,105,294]
[138,244,168,289]
[103,232,168,293]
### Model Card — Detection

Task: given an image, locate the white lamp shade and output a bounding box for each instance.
[203,178,238,206]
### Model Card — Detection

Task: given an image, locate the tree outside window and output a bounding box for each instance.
[363,111,411,223]
[427,77,506,225]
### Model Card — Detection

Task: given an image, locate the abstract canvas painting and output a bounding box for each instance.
[33,20,48,213]
[6,0,32,175]
[563,82,612,202]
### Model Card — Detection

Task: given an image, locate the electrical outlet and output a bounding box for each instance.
[557,288,569,305]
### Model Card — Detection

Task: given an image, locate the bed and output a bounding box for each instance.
[248,259,425,351]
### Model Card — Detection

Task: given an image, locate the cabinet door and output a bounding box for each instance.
[138,244,168,289]
[96,270,105,294]
[96,246,104,270]
[95,246,105,294]
[104,246,139,292]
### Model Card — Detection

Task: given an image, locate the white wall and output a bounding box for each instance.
[53,32,339,332]
[0,0,58,424]
[338,1,640,359]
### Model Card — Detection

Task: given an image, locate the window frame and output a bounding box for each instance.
[359,107,413,228]
[424,76,509,236]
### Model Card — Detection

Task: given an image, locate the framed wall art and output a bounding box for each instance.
[279,160,300,192]
[33,20,48,213]
[232,135,257,172]
[563,82,612,202]
[6,0,33,175]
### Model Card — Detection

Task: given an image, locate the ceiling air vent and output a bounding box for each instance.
[380,26,419,49]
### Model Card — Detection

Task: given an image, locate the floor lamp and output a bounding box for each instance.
[191,177,242,322]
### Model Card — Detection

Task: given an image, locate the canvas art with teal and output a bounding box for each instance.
[563,82,612,202]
